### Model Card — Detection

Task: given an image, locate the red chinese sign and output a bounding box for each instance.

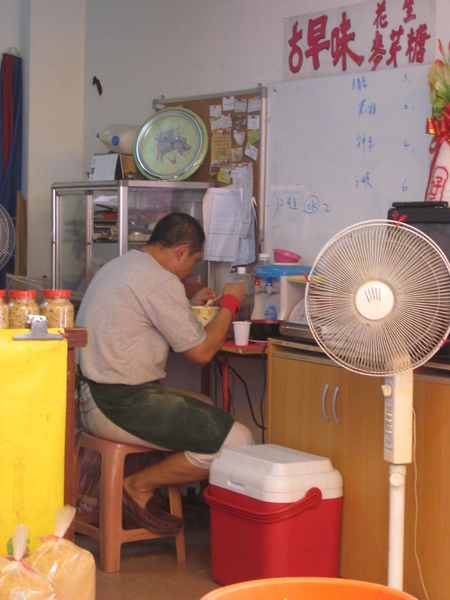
[284,0,435,80]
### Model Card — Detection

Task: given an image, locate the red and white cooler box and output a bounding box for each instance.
[204,444,343,586]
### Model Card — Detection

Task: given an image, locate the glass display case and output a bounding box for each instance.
[51,180,212,303]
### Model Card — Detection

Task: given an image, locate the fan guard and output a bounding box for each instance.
[0,204,15,270]
[305,219,450,376]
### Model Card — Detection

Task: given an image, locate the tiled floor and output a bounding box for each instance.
[75,502,222,600]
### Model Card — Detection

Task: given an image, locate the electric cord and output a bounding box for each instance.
[214,355,266,433]
[227,362,266,431]
[259,346,267,443]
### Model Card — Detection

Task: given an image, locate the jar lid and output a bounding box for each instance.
[0,290,5,297]
[43,289,71,298]
[9,289,37,298]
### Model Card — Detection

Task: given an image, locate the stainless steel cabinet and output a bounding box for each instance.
[51,180,211,302]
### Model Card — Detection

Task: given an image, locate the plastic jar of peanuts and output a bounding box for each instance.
[8,289,40,329]
[40,289,75,328]
[0,290,9,329]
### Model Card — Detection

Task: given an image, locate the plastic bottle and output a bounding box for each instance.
[0,290,9,329]
[40,289,75,328]
[97,125,140,155]
[8,289,40,329]
[254,253,270,294]
[237,267,254,321]
[234,266,254,321]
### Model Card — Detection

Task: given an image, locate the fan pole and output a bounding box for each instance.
[388,464,406,590]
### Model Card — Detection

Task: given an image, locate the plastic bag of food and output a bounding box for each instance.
[26,506,95,600]
[76,445,101,514]
[0,524,56,599]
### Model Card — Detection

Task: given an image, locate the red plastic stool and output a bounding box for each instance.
[74,431,186,572]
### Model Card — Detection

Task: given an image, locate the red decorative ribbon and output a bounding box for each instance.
[426,104,450,140]
[426,105,450,195]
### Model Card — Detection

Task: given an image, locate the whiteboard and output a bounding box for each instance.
[264,65,432,266]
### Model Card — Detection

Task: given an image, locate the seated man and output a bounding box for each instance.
[76,212,254,533]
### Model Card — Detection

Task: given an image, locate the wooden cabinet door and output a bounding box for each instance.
[267,350,343,460]
[402,374,450,600]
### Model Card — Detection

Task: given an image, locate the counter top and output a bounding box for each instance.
[221,339,267,355]
[269,336,450,376]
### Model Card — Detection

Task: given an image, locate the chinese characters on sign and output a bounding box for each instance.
[284,0,435,80]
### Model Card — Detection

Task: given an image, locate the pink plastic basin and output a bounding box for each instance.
[273,248,301,263]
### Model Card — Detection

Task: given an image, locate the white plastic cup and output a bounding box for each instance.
[233,321,251,346]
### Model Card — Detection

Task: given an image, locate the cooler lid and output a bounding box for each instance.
[209,444,343,503]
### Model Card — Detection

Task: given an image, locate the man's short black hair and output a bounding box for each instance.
[148,212,205,255]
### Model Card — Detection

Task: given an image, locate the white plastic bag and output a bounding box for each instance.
[26,506,95,600]
[0,524,56,599]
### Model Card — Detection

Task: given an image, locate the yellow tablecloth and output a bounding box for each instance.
[0,329,67,553]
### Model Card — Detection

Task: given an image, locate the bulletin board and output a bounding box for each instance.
[264,64,433,266]
[152,86,267,216]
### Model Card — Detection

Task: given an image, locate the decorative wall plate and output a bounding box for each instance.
[134,108,208,181]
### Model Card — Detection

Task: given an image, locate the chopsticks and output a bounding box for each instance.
[205,294,223,307]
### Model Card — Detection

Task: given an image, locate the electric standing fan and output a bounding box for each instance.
[305,219,450,591]
[0,204,15,270]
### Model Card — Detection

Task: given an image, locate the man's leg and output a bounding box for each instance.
[124,452,208,509]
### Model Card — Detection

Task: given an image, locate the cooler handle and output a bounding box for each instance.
[203,486,323,523]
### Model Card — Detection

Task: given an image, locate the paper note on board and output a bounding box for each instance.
[203,188,243,262]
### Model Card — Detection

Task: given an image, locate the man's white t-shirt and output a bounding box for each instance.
[76,250,206,385]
